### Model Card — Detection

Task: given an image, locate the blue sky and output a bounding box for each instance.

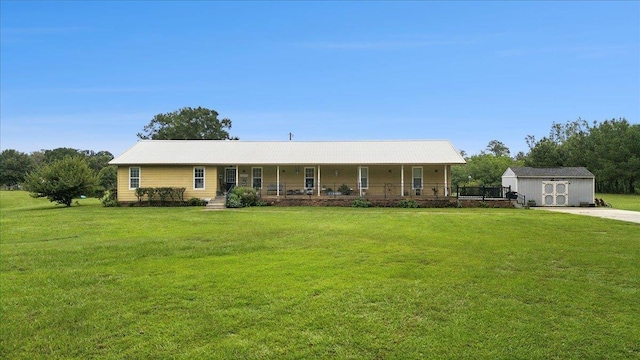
[1,1,638,157]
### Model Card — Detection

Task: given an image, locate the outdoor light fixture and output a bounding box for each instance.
[335,170,339,176]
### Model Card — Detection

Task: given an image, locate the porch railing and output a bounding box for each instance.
[225,184,236,206]
[255,182,452,199]
[456,185,512,200]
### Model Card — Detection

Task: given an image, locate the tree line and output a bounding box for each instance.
[0,147,117,195]
[453,118,639,194]
[525,118,639,193]
[1,108,637,206]
[0,107,236,206]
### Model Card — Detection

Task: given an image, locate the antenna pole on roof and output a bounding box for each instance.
[289,132,293,141]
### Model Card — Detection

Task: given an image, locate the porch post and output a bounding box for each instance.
[277,165,280,197]
[401,165,405,197]
[358,166,362,197]
[235,166,239,187]
[444,165,448,197]
[317,166,321,196]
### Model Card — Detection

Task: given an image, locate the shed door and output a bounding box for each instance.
[542,181,569,206]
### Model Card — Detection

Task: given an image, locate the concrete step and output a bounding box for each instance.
[205,196,227,210]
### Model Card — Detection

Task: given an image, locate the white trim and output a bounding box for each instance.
[317,166,321,196]
[193,166,205,190]
[542,181,569,206]
[358,166,362,197]
[129,166,140,190]
[360,166,369,190]
[251,167,263,189]
[225,168,236,187]
[401,165,404,197]
[304,167,315,189]
[412,166,423,190]
[444,165,448,196]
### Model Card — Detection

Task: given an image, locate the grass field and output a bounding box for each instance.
[597,193,640,212]
[1,191,639,359]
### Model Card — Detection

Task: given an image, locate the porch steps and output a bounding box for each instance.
[205,196,227,210]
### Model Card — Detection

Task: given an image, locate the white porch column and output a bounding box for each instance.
[317,166,321,196]
[235,166,239,187]
[277,165,280,197]
[358,166,362,197]
[401,165,405,197]
[444,165,448,197]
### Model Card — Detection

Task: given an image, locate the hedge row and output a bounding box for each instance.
[134,187,187,205]
[264,198,461,208]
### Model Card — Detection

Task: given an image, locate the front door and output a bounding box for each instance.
[225,168,236,191]
[542,181,569,206]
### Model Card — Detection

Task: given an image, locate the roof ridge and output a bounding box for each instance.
[138,139,451,143]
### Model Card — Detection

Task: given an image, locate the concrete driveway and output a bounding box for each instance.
[534,207,640,224]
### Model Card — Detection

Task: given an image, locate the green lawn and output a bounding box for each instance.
[1,191,639,359]
[597,193,640,211]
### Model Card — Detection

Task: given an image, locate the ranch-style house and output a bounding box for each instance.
[109,140,466,203]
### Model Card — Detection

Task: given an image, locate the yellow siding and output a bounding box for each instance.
[232,164,453,197]
[116,164,457,201]
[116,166,218,202]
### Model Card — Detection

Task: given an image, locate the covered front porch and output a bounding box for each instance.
[217,164,455,199]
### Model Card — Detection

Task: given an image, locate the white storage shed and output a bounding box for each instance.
[502,167,595,207]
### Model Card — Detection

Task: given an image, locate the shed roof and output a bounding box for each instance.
[110,140,466,165]
[505,167,595,178]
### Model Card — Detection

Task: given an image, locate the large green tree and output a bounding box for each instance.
[452,141,522,187]
[40,148,114,175]
[586,119,640,193]
[524,138,564,167]
[43,147,84,164]
[137,107,236,140]
[23,156,98,206]
[97,166,117,191]
[82,150,114,173]
[525,118,640,193]
[485,140,511,157]
[0,149,35,187]
[452,153,521,186]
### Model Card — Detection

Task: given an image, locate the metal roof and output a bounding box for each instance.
[506,167,595,178]
[110,140,466,165]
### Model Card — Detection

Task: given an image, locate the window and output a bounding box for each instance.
[225,168,236,185]
[252,167,262,189]
[129,167,140,189]
[412,167,423,189]
[360,167,369,189]
[305,167,315,189]
[194,167,205,189]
